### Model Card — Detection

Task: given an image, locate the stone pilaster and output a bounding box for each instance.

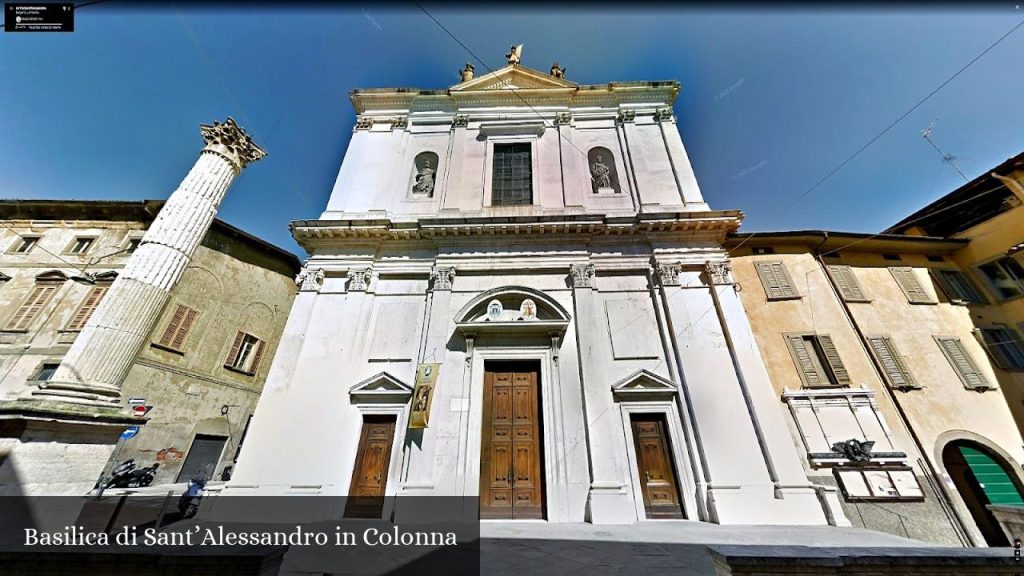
[38,118,266,407]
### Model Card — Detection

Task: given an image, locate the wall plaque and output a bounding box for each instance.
[409,363,441,429]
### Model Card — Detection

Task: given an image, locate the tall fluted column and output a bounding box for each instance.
[39,118,266,407]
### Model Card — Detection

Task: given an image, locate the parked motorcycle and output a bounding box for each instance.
[103,459,159,489]
[178,475,207,519]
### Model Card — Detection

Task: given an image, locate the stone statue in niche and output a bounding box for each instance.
[413,160,435,195]
[588,148,620,194]
[591,156,612,190]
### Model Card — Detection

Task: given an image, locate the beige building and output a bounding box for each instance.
[0,199,300,491]
[727,153,1024,548]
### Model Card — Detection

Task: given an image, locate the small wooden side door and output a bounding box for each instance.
[631,414,684,519]
[345,416,396,518]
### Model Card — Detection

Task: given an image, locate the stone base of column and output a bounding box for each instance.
[586,481,635,524]
[26,379,122,408]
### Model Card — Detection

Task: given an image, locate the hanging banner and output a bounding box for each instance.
[408,363,440,429]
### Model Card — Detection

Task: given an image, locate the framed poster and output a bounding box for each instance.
[408,363,440,429]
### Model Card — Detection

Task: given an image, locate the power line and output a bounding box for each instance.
[728,16,1024,256]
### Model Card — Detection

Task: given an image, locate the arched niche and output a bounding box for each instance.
[588,147,620,194]
[410,151,439,198]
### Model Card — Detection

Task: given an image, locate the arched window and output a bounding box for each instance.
[410,152,439,198]
[587,147,620,194]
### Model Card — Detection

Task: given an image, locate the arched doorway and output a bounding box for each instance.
[942,440,1024,546]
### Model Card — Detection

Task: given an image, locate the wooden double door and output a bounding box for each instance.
[631,414,684,519]
[345,416,396,518]
[480,363,544,519]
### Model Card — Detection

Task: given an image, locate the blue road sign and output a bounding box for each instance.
[121,426,140,440]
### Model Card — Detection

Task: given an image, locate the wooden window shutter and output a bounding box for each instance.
[6,284,57,331]
[67,285,108,331]
[756,261,798,300]
[226,331,245,367]
[827,265,867,302]
[890,267,933,304]
[816,335,851,385]
[867,336,918,389]
[786,334,824,387]
[936,337,991,389]
[249,339,266,374]
[170,307,199,350]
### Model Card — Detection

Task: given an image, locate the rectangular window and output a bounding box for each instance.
[491,143,533,206]
[826,265,869,302]
[935,336,992,390]
[225,331,265,375]
[154,304,199,353]
[33,362,60,382]
[785,333,851,387]
[979,328,1024,370]
[865,336,918,389]
[977,257,1024,301]
[68,237,94,255]
[5,284,58,331]
[755,261,799,300]
[12,236,39,254]
[889,267,934,304]
[931,269,987,305]
[66,285,108,331]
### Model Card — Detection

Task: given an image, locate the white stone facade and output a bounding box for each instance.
[229,62,835,525]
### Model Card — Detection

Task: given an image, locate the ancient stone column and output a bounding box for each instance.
[39,118,266,407]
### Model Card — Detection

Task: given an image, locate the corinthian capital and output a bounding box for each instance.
[347,268,372,292]
[656,263,682,286]
[295,266,325,293]
[430,266,456,291]
[570,263,595,289]
[705,260,734,285]
[200,117,267,171]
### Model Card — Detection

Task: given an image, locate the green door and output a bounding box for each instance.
[960,446,1024,506]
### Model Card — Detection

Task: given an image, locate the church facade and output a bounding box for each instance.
[228,54,840,525]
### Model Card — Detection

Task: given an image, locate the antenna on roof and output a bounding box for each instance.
[921,119,970,182]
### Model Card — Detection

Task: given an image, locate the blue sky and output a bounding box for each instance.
[1,6,1022,256]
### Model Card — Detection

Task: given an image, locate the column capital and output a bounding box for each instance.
[569,263,595,289]
[295,265,325,293]
[704,260,734,285]
[200,117,267,171]
[655,262,682,287]
[347,267,372,292]
[429,266,456,291]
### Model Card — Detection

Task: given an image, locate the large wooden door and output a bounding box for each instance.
[345,416,396,518]
[631,414,684,519]
[480,365,544,519]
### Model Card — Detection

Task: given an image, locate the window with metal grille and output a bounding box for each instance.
[491,143,533,206]
[34,362,60,382]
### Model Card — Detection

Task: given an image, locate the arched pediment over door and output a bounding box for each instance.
[454,286,570,337]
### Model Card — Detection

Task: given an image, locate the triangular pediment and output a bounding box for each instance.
[349,372,413,403]
[611,370,678,401]
[452,65,576,92]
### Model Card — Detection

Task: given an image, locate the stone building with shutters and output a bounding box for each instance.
[0,199,300,493]
[226,52,844,527]
[726,152,1024,548]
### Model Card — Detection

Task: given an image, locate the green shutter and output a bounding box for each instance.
[816,334,851,385]
[866,336,918,389]
[827,265,867,302]
[756,261,798,300]
[786,334,824,387]
[960,446,1024,506]
[936,337,991,389]
[890,267,933,304]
